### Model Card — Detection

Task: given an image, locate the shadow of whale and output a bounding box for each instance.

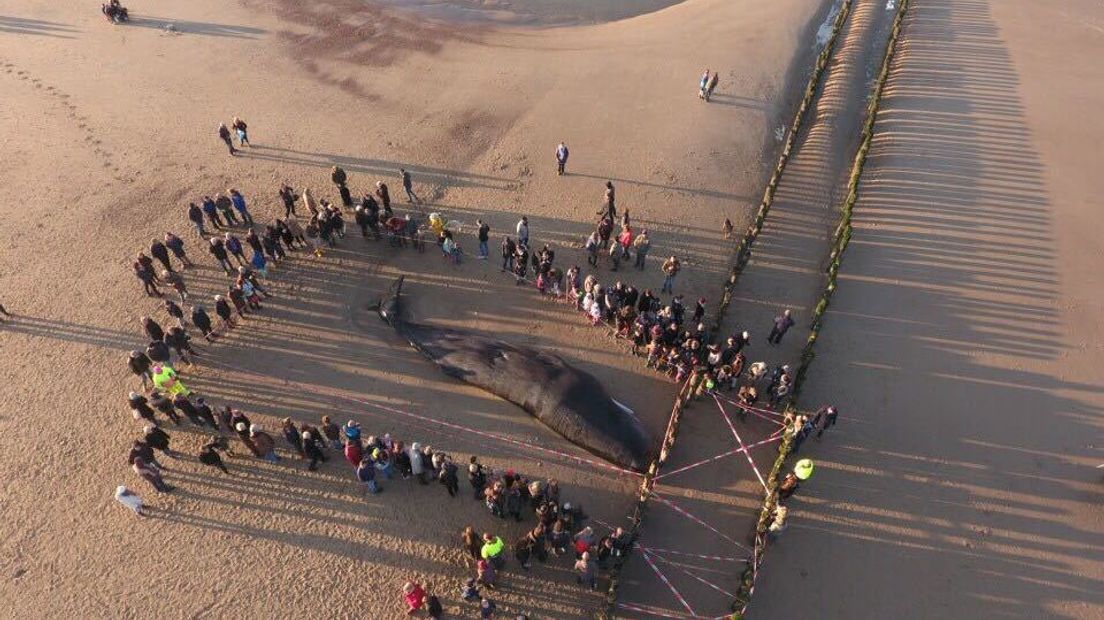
[378,276,654,471]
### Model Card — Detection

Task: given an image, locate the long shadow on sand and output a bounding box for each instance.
[126,16,267,38]
[748,0,1104,618]
[0,16,77,37]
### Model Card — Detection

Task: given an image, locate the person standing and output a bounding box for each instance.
[698,69,710,100]
[768,309,795,345]
[209,238,233,275]
[357,456,380,494]
[224,232,247,266]
[229,189,254,226]
[574,551,597,589]
[161,270,188,303]
[114,486,146,517]
[375,181,392,215]
[555,141,569,175]
[231,117,250,146]
[201,196,223,231]
[476,219,490,259]
[500,236,516,273]
[661,255,681,294]
[134,259,162,297]
[215,193,239,226]
[218,123,236,156]
[633,229,651,270]
[163,232,193,268]
[187,202,207,238]
[331,165,348,189]
[150,238,174,274]
[516,216,529,248]
[133,456,173,493]
[402,582,427,616]
[603,181,616,220]
[279,184,298,217]
[399,168,419,203]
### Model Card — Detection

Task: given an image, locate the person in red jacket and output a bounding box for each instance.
[402,582,427,615]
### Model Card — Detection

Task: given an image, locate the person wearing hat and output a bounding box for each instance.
[249,424,278,462]
[114,486,146,517]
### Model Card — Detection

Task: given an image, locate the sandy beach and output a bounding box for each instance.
[0,0,821,616]
[2,0,1100,617]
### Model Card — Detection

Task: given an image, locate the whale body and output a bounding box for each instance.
[379,276,653,471]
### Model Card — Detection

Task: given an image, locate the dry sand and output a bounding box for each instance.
[750,0,1104,618]
[0,0,825,617]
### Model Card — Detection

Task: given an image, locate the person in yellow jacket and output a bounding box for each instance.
[481,533,506,569]
[152,364,191,398]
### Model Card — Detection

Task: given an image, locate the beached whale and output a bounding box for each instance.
[378,276,653,471]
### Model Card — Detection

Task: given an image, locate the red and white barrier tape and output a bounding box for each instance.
[652,494,752,553]
[642,547,697,618]
[716,399,767,491]
[653,434,780,482]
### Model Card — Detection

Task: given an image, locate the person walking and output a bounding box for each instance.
[231,117,250,146]
[768,309,795,345]
[164,232,193,268]
[555,141,569,175]
[218,122,237,156]
[476,219,490,259]
[229,189,254,226]
[516,216,529,248]
[814,405,838,439]
[187,202,207,238]
[603,181,616,220]
[399,168,419,203]
[706,71,720,101]
[698,69,710,100]
[661,255,681,294]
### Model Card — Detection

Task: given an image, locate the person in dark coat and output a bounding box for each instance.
[214,295,235,330]
[164,232,193,268]
[375,181,391,214]
[128,439,163,471]
[199,439,230,474]
[172,394,204,426]
[215,193,238,226]
[439,457,460,497]
[201,196,223,230]
[209,238,233,275]
[143,424,176,458]
[150,239,175,274]
[134,260,162,297]
[149,390,182,425]
[187,202,207,237]
[282,418,305,457]
[193,397,218,429]
[191,305,215,341]
[224,233,247,266]
[302,428,327,471]
[164,326,195,365]
[279,184,298,217]
[331,165,348,188]
[128,350,152,388]
[128,391,157,424]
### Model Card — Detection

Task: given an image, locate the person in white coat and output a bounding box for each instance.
[114,486,146,517]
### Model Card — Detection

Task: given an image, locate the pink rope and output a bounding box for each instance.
[652,494,752,553]
[642,546,697,617]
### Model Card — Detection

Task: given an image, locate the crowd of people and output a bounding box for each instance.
[118,167,654,617]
